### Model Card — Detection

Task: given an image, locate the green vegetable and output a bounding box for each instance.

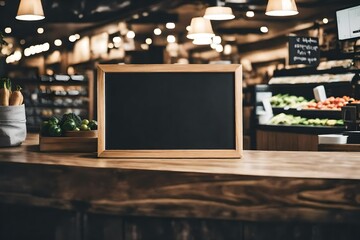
[61,119,77,131]
[48,116,60,125]
[88,120,98,130]
[75,127,80,131]
[336,119,344,126]
[49,125,62,137]
[60,113,82,127]
[82,119,89,125]
[80,124,90,131]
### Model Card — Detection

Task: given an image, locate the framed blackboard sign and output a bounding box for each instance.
[288,36,320,66]
[97,64,242,158]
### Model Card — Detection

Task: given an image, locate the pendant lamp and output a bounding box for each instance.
[187,17,215,40]
[16,0,45,21]
[204,6,235,20]
[265,0,298,17]
[193,37,213,45]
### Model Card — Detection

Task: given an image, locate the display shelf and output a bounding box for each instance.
[256,83,353,104]
[257,124,345,134]
[36,104,88,109]
[271,107,342,119]
[320,49,360,61]
[38,93,88,98]
[39,81,88,86]
[273,66,359,78]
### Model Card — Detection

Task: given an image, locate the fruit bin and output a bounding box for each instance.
[39,131,97,152]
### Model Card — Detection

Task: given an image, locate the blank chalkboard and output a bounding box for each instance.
[289,36,320,66]
[97,65,242,158]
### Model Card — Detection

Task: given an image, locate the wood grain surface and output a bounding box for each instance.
[0,134,360,224]
[1,134,359,179]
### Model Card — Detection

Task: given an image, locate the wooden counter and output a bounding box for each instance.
[1,134,360,240]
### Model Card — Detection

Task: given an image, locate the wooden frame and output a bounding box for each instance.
[97,64,242,158]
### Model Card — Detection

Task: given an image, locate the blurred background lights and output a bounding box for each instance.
[126,30,135,39]
[4,27,11,34]
[153,28,162,35]
[113,36,121,43]
[69,35,77,42]
[141,43,149,50]
[212,36,221,45]
[54,39,62,46]
[215,44,223,53]
[145,38,152,44]
[166,22,175,29]
[37,27,44,34]
[24,42,49,57]
[167,35,176,43]
[260,26,269,33]
[246,11,255,17]
[323,18,329,24]
[224,44,232,55]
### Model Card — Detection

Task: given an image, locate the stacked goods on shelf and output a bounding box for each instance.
[39,75,89,119]
[268,113,344,127]
[305,96,360,110]
[268,73,355,84]
[270,94,312,108]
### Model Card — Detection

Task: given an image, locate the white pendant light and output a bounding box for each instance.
[193,38,212,45]
[187,17,215,40]
[204,6,235,20]
[16,0,45,21]
[265,0,298,17]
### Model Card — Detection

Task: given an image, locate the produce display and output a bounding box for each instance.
[305,96,359,110]
[41,113,97,137]
[0,78,23,106]
[270,94,312,108]
[269,113,344,126]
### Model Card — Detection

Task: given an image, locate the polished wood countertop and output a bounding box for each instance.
[0,134,359,223]
[0,134,359,180]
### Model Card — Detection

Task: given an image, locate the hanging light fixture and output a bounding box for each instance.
[203,0,235,21]
[265,0,298,17]
[16,0,45,21]
[187,17,215,40]
[193,38,212,45]
[204,6,235,20]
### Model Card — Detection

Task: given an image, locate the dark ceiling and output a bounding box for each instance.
[0,0,358,50]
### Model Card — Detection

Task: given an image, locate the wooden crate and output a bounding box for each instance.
[39,136,97,152]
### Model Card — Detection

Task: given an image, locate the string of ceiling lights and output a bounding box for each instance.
[11,0,300,57]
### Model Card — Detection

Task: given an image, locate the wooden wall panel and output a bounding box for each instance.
[85,214,123,240]
[123,217,243,240]
[0,204,79,240]
[256,130,318,151]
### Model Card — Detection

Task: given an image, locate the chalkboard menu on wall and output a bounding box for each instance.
[288,36,320,66]
[97,64,242,159]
